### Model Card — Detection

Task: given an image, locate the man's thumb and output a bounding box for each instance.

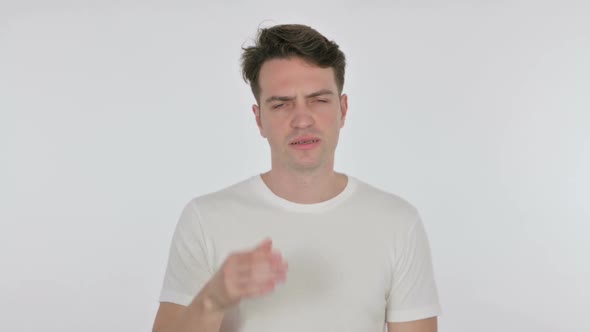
[255,238,273,252]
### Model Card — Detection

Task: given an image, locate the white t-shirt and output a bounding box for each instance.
[159,175,441,332]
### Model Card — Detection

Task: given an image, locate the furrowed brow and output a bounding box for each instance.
[264,95,295,104]
[305,89,335,98]
[264,89,335,104]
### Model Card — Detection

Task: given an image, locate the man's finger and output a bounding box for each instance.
[254,238,273,252]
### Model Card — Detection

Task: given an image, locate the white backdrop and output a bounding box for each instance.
[1,1,589,331]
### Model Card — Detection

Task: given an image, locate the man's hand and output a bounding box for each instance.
[201,238,288,312]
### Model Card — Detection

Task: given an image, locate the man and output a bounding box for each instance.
[152,24,441,332]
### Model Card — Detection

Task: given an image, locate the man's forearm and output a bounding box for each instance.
[156,292,225,332]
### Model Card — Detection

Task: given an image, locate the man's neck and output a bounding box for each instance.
[260,168,348,204]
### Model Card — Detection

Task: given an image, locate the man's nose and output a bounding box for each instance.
[290,102,315,129]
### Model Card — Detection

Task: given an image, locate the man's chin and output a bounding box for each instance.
[288,159,323,172]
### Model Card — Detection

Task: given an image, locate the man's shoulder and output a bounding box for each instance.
[186,175,259,209]
[351,177,421,222]
[353,177,418,208]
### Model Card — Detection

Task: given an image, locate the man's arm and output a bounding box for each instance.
[152,294,224,332]
[153,238,288,332]
[387,317,437,332]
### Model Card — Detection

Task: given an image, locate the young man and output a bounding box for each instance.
[152,24,441,332]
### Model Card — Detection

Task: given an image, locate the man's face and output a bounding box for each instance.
[253,57,348,172]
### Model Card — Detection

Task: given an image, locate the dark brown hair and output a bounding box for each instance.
[241,24,346,103]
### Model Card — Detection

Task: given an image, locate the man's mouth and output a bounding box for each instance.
[290,138,320,145]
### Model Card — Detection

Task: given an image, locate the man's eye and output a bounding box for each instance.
[273,103,285,109]
[315,99,328,103]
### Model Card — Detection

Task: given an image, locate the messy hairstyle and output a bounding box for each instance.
[241,24,346,103]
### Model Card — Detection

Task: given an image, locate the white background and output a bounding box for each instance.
[1,1,589,331]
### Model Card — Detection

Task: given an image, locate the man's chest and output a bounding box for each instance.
[208,212,392,332]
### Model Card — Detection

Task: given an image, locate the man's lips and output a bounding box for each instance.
[288,136,321,151]
[289,136,321,145]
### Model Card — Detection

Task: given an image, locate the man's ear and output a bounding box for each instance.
[339,94,348,128]
[252,104,266,138]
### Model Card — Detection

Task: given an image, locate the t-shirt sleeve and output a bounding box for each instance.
[385,210,442,322]
[159,200,214,306]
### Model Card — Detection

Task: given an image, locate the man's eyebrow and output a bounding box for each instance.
[304,89,335,98]
[264,89,336,104]
[264,95,295,104]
